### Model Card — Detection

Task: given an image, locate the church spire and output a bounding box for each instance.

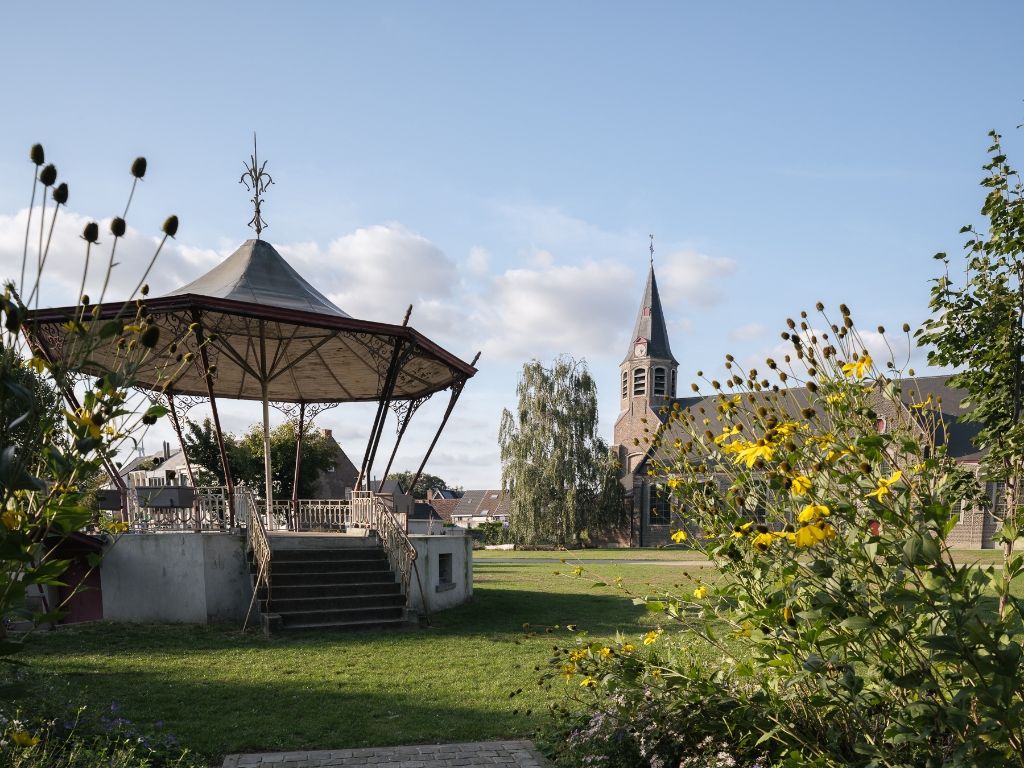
[624,240,676,365]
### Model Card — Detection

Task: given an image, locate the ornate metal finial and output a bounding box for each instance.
[649,234,655,266]
[240,133,274,239]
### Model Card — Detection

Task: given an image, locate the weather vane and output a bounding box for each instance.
[649,233,655,266]
[240,133,274,239]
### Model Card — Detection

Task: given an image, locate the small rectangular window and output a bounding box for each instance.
[653,367,666,396]
[633,368,646,396]
[649,484,671,525]
[621,370,628,398]
[437,552,454,592]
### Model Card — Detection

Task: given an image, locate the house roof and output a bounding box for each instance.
[410,501,443,521]
[429,498,461,522]
[452,489,511,518]
[623,264,676,364]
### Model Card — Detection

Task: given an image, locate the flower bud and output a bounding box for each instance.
[39,164,57,186]
[52,183,69,205]
[110,217,126,237]
[902,323,911,333]
[162,215,179,237]
[81,294,90,305]
[131,157,147,179]
[82,222,100,243]
[30,144,45,165]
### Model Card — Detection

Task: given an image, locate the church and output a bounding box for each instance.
[610,254,1002,549]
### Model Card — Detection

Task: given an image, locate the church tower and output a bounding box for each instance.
[613,237,678,473]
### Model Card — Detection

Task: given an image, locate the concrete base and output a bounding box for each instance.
[408,535,473,614]
[100,533,252,624]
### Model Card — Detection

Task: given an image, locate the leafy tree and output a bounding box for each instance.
[499,355,625,546]
[385,471,452,498]
[919,129,1024,615]
[185,418,338,499]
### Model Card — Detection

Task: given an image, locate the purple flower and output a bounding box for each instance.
[110,702,121,713]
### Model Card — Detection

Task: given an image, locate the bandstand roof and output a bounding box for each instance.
[26,239,476,403]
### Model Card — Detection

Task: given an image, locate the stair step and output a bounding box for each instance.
[268,559,391,575]
[278,605,405,625]
[263,594,406,612]
[259,581,401,599]
[271,548,387,562]
[279,617,412,632]
[270,570,396,586]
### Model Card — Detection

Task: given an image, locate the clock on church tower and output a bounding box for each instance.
[634,339,648,358]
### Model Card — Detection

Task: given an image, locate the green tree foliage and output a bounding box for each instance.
[384,471,451,498]
[184,418,338,499]
[919,129,1024,612]
[499,355,625,546]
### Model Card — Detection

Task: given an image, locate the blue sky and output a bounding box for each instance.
[2,2,1023,487]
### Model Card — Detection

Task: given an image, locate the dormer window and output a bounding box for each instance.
[633,368,646,396]
[653,367,667,396]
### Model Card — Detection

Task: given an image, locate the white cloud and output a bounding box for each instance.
[730,322,766,342]
[466,246,490,275]
[657,248,736,307]
[479,259,634,360]
[0,206,223,307]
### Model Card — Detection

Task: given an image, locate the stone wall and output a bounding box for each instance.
[100,533,252,623]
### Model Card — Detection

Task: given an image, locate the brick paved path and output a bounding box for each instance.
[221,740,549,767]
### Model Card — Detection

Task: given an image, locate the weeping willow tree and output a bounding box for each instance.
[499,355,625,545]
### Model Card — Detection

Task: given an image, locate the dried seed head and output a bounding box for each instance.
[131,157,147,179]
[815,301,824,312]
[110,217,127,237]
[162,215,179,237]
[52,182,69,205]
[877,326,885,334]
[30,144,45,165]
[902,323,911,333]
[839,304,850,316]
[140,325,161,348]
[39,164,57,186]
[141,284,149,296]
[82,222,100,243]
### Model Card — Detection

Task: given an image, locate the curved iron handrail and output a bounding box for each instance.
[242,489,272,631]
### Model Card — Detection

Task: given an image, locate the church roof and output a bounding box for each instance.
[624,264,676,364]
[166,239,350,318]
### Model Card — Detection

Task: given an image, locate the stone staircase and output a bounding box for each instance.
[252,534,411,633]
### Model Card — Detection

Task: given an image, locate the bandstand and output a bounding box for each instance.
[23,145,478,631]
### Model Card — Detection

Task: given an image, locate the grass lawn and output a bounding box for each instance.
[16,561,704,763]
[474,546,705,561]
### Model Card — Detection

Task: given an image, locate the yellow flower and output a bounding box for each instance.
[733,440,774,468]
[825,391,846,405]
[790,475,812,497]
[568,649,588,663]
[651,668,663,679]
[666,477,682,490]
[752,532,774,550]
[671,529,688,544]
[910,394,933,410]
[841,354,873,379]
[731,521,753,539]
[735,621,753,638]
[643,630,661,646]
[2,508,25,529]
[10,731,40,747]
[713,425,741,445]
[794,523,836,548]
[693,585,708,599]
[580,676,597,688]
[28,356,48,374]
[560,663,577,680]
[866,470,903,501]
[797,503,830,524]
[65,408,101,439]
[719,394,741,413]
[599,647,613,660]
[621,643,636,653]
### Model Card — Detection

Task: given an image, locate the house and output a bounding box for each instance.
[611,258,1000,548]
[446,489,511,529]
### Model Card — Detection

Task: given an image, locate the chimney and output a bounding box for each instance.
[163,441,171,460]
[323,428,333,440]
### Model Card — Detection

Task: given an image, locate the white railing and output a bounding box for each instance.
[348,491,428,620]
[124,485,244,532]
[242,488,272,631]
